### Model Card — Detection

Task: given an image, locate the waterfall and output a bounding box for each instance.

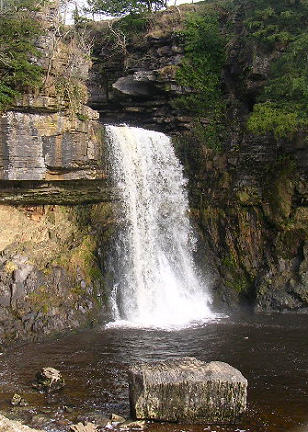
[106,125,215,329]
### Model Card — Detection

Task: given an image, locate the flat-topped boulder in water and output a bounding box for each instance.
[128,357,247,424]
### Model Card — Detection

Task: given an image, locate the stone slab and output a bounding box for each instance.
[128,357,247,424]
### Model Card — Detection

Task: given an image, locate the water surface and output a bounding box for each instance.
[0,313,307,432]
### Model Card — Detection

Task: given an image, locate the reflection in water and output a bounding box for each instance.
[0,313,307,432]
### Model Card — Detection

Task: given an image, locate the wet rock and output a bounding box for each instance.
[0,414,43,432]
[63,406,74,413]
[110,414,126,424]
[119,420,147,430]
[113,75,157,97]
[75,414,110,428]
[30,415,49,429]
[128,357,247,424]
[70,422,98,432]
[11,393,28,407]
[32,367,65,393]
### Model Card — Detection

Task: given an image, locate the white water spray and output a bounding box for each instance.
[106,125,215,329]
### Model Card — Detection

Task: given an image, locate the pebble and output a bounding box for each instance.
[11,394,28,407]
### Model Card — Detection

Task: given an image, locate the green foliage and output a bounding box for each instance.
[86,0,166,16]
[176,12,225,114]
[222,252,251,295]
[115,11,149,35]
[248,103,308,138]
[244,0,308,49]
[246,0,308,138]
[0,0,44,112]
[225,275,249,294]
[192,121,225,151]
[174,10,226,150]
[76,112,89,122]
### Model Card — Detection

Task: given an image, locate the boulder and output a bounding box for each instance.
[32,367,65,393]
[128,357,247,424]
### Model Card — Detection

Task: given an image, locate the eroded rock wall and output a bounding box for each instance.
[0,204,115,344]
[89,6,195,132]
[0,106,105,182]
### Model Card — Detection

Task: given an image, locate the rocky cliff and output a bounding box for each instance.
[89,2,308,313]
[0,1,109,200]
[0,203,114,343]
[0,1,114,344]
[1,1,308,345]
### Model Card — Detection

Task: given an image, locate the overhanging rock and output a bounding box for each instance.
[128,357,247,424]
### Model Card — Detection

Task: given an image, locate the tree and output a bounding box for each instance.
[86,0,167,16]
[0,0,44,111]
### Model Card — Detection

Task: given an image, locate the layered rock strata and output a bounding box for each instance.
[0,0,109,201]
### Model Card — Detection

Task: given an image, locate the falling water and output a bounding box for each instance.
[106,125,215,329]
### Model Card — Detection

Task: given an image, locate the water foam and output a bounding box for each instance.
[106,125,216,330]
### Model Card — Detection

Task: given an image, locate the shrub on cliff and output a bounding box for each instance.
[0,0,44,112]
[246,0,308,138]
[174,8,226,150]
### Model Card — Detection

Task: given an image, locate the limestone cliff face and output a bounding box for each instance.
[91,5,308,313]
[0,2,114,343]
[0,0,109,203]
[0,105,104,182]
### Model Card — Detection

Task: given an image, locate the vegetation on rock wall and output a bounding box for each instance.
[174,8,226,150]
[0,0,45,111]
[172,0,308,145]
[246,0,308,138]
[0,204,115,343]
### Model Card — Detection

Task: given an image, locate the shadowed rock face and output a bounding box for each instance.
[128,357,247,424]
[0,204,115,344]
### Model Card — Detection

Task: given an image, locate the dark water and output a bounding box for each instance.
[0,313,307,432]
